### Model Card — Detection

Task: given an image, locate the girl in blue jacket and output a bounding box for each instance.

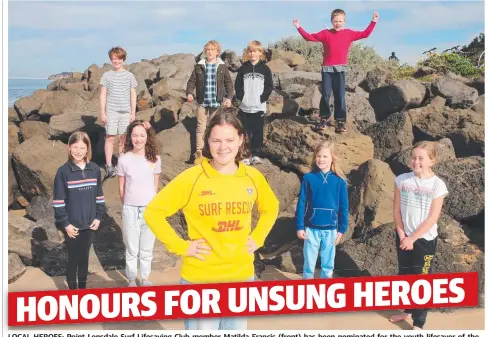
[295,140,349,279]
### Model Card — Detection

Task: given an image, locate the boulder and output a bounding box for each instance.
[8,107,20,123]
[179,102,198,121]
[345,68,367,91]
[267,60,293,73]
[369,79,427,121]
[8,157,18,207]
[14,90,53,120]
[348,160,395,234]
[343,92,376,132]
[26,195,54,222]
[128,61,159,83]
[360,66,393,92]
[269,49,306,67]
[221,50,241,72]
[278,71,321,90]
[435,156,484,227]
[389,138,456,175]
[428,96,446,110]
[152,100,182,132]
[8,123,20,155]
[262,118,374,175]
[11,136,66,200]
[472,94,485,114]
[19,121,50,140]
[409,106,484,157]
[365,112,414,161]
[8,253,26,284]
[294,63,321,73]
[431,77,479,109]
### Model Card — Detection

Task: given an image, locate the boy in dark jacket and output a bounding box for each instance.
[235,40,273,165]
[186,40,234,164]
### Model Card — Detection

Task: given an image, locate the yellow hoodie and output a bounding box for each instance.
[144,158,280,283]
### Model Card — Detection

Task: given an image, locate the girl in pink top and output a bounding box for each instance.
[293,9,379,133]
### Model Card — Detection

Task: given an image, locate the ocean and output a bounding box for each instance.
[8,78,52,107]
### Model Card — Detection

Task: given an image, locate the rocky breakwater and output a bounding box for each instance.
[8,48,484,309]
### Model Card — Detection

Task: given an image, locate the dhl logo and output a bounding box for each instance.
[211,220,243,232]
[199,190,215,196]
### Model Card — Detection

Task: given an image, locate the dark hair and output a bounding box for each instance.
[124,120,159,163]
[68,131,92,162]
[331,8,346,20]
[202,110,251,162]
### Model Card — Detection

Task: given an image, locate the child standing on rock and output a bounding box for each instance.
[117,120,161,287]
[390,141,448,330]
[235,40,273,165]
[186,40,234,165]
[52,131,105,290]
[100,46,138,178]
[295,140,348,279]
[293,9,379,133]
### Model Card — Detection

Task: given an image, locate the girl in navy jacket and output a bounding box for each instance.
[52,131,105,289]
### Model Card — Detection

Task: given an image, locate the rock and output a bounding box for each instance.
[428,96,446,110]
[19,121,50,140]
[156,53,195,92]
[60,81,87,92]
[152,79,182,105]
[287,84,320,112]
[8,123,20,155]
[269,49,306,67]
[47,92,102,137]
[152,100,182,132]
[278,71,321,90]
[8,107,20,123]
[294,63,321,73]
[435,156,484,227]
[39,90,94,117]
[157,121,193,162]
[135,107,156,122]
[267,60,293,73]
[389,138,456,175]
[8,253,26,283]
[343,92,376,132]
[129,61,159,83]
[220,50,241,72]
[413,66,435,78]
[134,73,153,110]
[409,106,484,157]
[345,68,366,91]
[278,242,304,274]
[431,77,479,109]
[86,64,111,92]
[8,157,18,207]
[262,118,374,175]
[11,136,66,200]
[472,94,485,114]
[369,79,427,121]
[365,112,414,161]
[348,160,395,234]
[179,102,198,121]
[267,90,285,115]
[14,90,53,120]
[360,66,393,92]
[260,214,297,256]
[26,195,54,222]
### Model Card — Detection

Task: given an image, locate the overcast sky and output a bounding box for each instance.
[8,1,485,78]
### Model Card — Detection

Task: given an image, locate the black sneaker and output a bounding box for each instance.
[105,165,117,178]
[319,116,331,130]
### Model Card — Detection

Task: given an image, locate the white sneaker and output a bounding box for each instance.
[128,280,137,287]
[251,156,263,164]
[141,279,152,286]
[242,158,251,165]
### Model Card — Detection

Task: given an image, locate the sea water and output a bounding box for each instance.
[8,78,52,107]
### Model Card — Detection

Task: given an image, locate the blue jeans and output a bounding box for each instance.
[180,278,253,330]
[320,70,346,121]
[303,227,337,279]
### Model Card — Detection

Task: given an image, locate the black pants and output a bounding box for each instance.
[320,71,346,121]
[239,110,265,155]
[396,234,437,329]
[65,229,95,290]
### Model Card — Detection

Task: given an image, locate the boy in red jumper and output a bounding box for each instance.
[293,9,379,133]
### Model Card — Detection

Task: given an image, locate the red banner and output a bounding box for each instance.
[8,272,478,326]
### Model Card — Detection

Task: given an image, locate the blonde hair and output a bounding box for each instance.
[68,131,92,163]
[412,141,437,165]
[331,8,346,20]
[312,140,347,182]
[203,40,222,55]
[108,46,127,61]
[242,40,267,63]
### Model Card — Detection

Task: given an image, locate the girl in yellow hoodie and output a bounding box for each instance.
[144,110,279,330]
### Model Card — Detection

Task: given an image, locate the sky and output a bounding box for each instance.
[8,1,485,78]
